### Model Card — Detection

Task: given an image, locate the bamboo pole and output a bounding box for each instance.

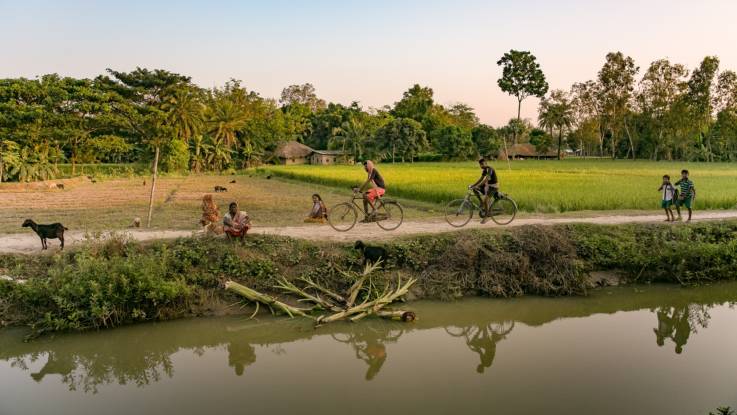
[225,281,313,319]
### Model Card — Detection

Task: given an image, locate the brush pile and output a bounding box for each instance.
[225,262,417,326]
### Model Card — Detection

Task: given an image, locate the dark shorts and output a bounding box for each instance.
[675,197,693,209]
[661,200,673,209]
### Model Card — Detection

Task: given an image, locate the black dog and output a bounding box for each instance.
[22,219,68,250]
[214,186,228,192]
[354,240,387,266]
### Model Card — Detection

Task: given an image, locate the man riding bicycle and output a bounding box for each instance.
[469,158,499,224]
[358,160,386,222]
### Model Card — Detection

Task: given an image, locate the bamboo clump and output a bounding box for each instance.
[224,261,417,326]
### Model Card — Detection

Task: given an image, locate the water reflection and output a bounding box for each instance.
[331,326,405,380]
[445,322,514,373]
[653,304,711,354]
[2,283,736,394]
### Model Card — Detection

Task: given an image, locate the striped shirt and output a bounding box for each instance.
[677,179,694,198]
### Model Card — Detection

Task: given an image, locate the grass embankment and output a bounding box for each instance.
[262,159,737,212]
[2,220,736,334]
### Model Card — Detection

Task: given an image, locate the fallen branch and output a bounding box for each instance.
[225,281,313,319]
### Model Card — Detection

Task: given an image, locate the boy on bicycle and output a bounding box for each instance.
[359,160,385,222]
[469,158,499,224]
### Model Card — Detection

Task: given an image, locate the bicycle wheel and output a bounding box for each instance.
[328,203,358,232]
[489,196,517,225]
[445,199,474,228]
[375,201,404,231]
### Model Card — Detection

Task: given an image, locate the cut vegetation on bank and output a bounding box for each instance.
[2,220,737,334]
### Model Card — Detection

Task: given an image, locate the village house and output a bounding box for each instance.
[498,143,562,160]
[273,141,350,165]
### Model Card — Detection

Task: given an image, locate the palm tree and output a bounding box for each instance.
[162,87,205,143]
[206,96,248,151]
[206,136,234,171]
[538,90,574,160]
[329,118,366,161]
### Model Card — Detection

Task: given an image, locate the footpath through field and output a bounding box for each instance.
[2,211,737,254]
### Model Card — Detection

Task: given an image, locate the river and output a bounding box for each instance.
[1,283,736,415]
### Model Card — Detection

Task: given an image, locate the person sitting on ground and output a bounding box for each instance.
[200,194,223,234]
[358,160,385,222]
[658,175,676,222]
[223,202,251,240]
[469,158,499,224]
[304,193,328,223]
[674,169,696,222]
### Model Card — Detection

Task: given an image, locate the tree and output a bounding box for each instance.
[471,125,501,158]
[434,125,476,160]
[717,70,737,111]
[279,83,325,112]
[329,117,367,161]
[496,50,549,143]
[637,59,689,160]
[686,56,720,161]
[538,90,574,159]
[391,84,434,122]
[373,118,428,162]
[597,52,639,158]
[101,67,191,227]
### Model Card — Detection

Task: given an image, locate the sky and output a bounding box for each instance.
[2,0,737,126]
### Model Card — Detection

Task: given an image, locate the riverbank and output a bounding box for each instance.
[2,220,737,334]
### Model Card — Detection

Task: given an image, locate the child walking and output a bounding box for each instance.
[658,175,676,222]
[675,169,696,222]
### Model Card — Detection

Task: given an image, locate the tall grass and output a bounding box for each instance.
[262,159,737,212]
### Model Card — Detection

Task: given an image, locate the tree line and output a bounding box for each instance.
[2,50,737,183]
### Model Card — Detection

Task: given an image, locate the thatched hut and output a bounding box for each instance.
[273,141,314,165]
[498,143,561,160]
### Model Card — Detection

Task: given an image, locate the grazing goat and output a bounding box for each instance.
[214,186,228,192]
[354,240,387,267]
[230,179,236,184]
[22,219,68,250]
[56,183,64,190]
[266,175,272,180]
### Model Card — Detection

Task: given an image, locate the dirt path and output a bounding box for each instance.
[2,210,737,254]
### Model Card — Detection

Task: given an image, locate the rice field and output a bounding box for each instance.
[262,159,737,212]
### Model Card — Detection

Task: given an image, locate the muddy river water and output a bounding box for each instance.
[1,283,736,415]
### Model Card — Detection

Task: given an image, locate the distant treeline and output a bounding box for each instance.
[1,50,737,182]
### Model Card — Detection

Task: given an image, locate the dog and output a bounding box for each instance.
[56,183,64,190]
[214,186,228,192]
[354,240,387,266]
[22,219,68,250]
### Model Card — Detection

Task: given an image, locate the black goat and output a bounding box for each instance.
[22,219,68,250]
[354,240,387,266]
[56,183,64,190]
[230,179,236,184]
[214,186,228,192]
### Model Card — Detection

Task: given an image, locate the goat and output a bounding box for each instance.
[266,175,272,180]
[22,219,68,250]
[230,180,236,184]
[354,240,387,267]
[56,183,64,190]
[214,186,228,192]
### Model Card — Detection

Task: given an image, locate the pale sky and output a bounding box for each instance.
[2,0,736,125]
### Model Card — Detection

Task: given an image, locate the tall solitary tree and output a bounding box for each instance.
[597,52,639,159]
[497,50,549,146]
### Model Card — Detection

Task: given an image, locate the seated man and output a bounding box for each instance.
[223,202,251,240]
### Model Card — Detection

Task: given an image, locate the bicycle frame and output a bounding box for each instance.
[348,190,387,216]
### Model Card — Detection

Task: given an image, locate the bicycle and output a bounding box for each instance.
[328,188,404,232]
[445,188,517,227]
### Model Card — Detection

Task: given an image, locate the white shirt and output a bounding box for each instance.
[662,184,675,201]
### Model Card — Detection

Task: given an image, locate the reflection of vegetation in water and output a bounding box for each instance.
[331,325,404,381]
[652,304,712,355]
[445,321,514,374]
[10,348,174,394]
[228,341,256,376]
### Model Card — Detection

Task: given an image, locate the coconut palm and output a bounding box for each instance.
[538,90,574,160]
[206,136,234,171]
[206,96,248,151]
[329,117,366,161]
[162,87,205,143]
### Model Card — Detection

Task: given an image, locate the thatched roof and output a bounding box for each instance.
[274,141,314,159]
[499,143,559,159]
[312,149,348,155]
